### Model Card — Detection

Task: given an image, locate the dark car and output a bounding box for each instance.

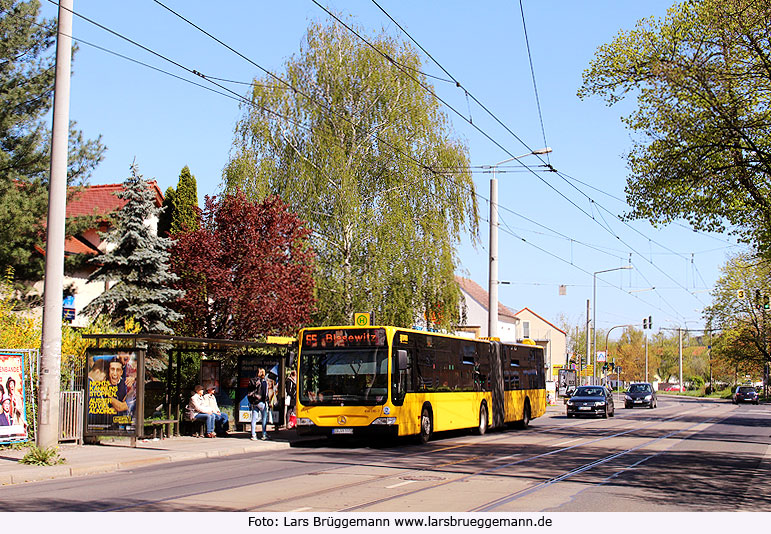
[566,386,615,418]
[733,385,759,405]
[625,382,657,409]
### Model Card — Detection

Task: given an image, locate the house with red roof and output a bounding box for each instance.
[32,182,164,326]
[454,276,567,390]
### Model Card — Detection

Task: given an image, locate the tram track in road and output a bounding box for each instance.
[333,401,731,512]
[470,409,735,511]
[112,399,725,512]
[251,401,720,512]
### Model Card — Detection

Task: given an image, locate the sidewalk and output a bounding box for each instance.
[0,428,293,486]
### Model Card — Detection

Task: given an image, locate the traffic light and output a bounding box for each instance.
[764,295,770,310]
[648,315,652,329]
[756,289,762,309]
[643,317,648,329]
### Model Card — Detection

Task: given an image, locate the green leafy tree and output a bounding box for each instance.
[0,0,105,281]
[83,163,183,333]
[610,327,651,382]
[704,251,769,380]
[578,0,771,254]
[170,165,199,235]
[224,20,478,329]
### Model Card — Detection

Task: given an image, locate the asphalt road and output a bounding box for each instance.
[1,396,769,512]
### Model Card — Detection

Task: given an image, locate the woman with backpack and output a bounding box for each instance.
[247,368,269,441]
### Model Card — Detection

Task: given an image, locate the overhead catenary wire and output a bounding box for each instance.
[149,0,714,312]
[148,0,700,322]
[518,0,550,166]
[46,2,709,324]
[357,0,710,308]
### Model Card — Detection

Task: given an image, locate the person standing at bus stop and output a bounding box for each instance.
[248,369,269,441]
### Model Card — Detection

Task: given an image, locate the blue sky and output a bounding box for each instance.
[40,0,741,336]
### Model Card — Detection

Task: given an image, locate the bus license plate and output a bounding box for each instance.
[332,428,353,435]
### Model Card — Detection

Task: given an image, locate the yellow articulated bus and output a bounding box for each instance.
[295,326,546,443]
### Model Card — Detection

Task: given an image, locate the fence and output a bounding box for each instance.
[58,390,83,444]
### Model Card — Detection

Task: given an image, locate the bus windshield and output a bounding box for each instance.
[299,348,389,406]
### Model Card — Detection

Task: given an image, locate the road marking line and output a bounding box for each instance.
[554,438,582,446]
[386,480,417,489]
[289,507,313,512]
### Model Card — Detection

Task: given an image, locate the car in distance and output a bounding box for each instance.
[625,382,657,409]
[733,385,759,405]
[566,385,615,418]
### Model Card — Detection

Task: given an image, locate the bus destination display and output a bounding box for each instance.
[302,328,386,349]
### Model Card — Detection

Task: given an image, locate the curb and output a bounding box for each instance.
[1,439,291,486]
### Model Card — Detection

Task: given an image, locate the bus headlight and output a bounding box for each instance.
[370,417,396,425]
[296,418,315,426]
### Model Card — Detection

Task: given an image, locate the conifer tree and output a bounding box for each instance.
[84,163,183,333]
[170,165,199,235]
[0,0,105,281]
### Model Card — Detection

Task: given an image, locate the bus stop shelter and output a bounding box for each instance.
[82,333,295,443]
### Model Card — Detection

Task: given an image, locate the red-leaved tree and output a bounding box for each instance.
[171,191,316,338]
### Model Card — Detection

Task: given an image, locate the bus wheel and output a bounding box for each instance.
[418,407,432,444]
[517,401,531,429]
[476,404,488,435]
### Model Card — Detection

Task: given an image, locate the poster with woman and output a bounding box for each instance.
[0,352,28,444]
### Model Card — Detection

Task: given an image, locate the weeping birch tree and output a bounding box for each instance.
[224,20,478,328]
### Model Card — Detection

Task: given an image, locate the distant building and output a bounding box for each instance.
[33,182,164,327]
[454,276,567,388]
[455,276,519,341]
[512,307,567,386]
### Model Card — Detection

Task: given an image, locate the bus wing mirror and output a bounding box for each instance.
[396,350,408,370]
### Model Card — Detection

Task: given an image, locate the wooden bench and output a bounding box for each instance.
[146,419,179,439]
[179,418,207,437]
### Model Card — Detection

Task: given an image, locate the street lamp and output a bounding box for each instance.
[592,265,633,384]
[486,147,552,339]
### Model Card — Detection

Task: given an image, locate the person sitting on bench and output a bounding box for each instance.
[186,385,216,438]
[203,385,229,436]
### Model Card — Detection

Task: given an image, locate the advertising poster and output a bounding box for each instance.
[85,349,140,435]
[0,352,28,444]
[237,355,282,424]
[200,360,220,393]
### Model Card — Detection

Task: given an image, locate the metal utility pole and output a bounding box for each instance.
[584,299,591,386]
[679,328,683,392]
[645,333,648,383]
[708,330,713,394]
[38,0,73,448]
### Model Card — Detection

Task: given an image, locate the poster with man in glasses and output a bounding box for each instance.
[86,350,138,434]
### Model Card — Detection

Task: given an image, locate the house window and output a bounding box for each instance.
[523,321,530,338]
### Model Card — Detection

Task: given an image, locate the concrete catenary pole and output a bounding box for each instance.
[488,172,498,339]
[38,0,73,448]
